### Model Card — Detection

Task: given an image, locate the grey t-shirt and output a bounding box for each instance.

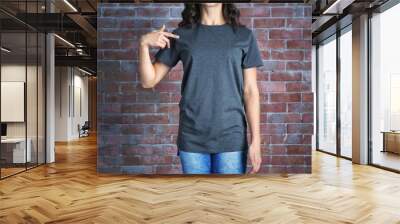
[154,23,264,156]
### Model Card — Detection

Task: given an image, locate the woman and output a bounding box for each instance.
[139,3,263,174]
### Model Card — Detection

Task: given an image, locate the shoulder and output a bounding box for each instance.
[234,25,255,40]
[237,25,252,33]
[171,24,195,35]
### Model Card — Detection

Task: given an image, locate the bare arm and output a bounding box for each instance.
[138,45,170,88]
[139,25,179,88]
[243,67,262,174]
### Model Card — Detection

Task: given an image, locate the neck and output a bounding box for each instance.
[200,5,225,25]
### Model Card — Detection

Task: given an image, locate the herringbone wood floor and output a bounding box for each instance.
[1,135,400,224]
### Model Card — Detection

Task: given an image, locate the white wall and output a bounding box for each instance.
[1,64,39,138]
[54,67,89,141]
[55,66,69,141]
[1,65,26,137]
[1,63,46,164]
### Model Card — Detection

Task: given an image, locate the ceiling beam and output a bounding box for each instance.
[55,55,96,72]
[67,13,97,46]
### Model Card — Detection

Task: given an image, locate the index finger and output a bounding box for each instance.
[159,24,166,32]
[161,31,180,39]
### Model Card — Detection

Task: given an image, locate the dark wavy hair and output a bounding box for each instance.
[178,3,242,30]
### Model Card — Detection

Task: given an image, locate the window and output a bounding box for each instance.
[316,26,353,159]
[317,35,337,154]
[0,1,47,179]
[370,3,400,171]
[339,27,352,158]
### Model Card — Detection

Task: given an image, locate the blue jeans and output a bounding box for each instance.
[179,150,247,174]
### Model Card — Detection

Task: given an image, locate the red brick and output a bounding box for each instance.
[112,72,137,82]
[302,92,313,102]
[271,50,304,60]
[287,145,311,155]
[103,49,136,60]
[165,70,183,81]
[136,92,160,103]
[259,50,270,60]
[136,114,169,124]
[152,19,180,29]
[271,156,288,165]
[137,135,173,144]
[254,18,285,28]
[271,7,294,17]
[160,125,179,135]
[270,145,286,154]
[119,30,147,40]
[286,82,311,92]
[103,8,134,17]
[304,50,311,61]
[268,113,302,123]
[258,40,285,49]
[302,113,313,123]
[101,104,121,113]
[261,61,286,71]
[121,125,144,135]
[117,83,135,94]
[286,19,312,28]
[287,124,313,134]
[121,104,155,113]
[170,7,183,18]
[259,81,286,92]
[170,93,181,103]
[285,135,308,144]
[260,93,269,102]
[260,124,286,134]
[121,145,154,155]
[119,19,151,29]
[303,29,312,40]
[105,95,136,103]
[257,69,270,81]
[304,7,312,17]
[158,104,179,113]
[100,40,120,49]
[99,31,121,40]
[270,71,302,81]
[240,7,270,17]
[154,82,181,92]
[261,103,286,112]
[136,8,169,17]
[287,156,306,165]
[269,29,302,40]
[102,115,124,124]
[98,18,118,28]
[155,165,182,174]
[287,40,312,49]
[260,134,270,144]
[303,135,312,144]
[288,103,313,113]
[270,93,301,102]
[103,82,119,93]
[286,61,311,71]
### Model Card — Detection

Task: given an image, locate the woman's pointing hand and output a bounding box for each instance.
[140,24,180,49]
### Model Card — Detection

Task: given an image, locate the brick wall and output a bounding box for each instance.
[97,3,313,174]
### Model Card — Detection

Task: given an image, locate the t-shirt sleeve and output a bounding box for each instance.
[154,32,180,68]
[242,32,264,69]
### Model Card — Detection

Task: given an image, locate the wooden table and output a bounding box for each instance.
[381,131,400,154]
